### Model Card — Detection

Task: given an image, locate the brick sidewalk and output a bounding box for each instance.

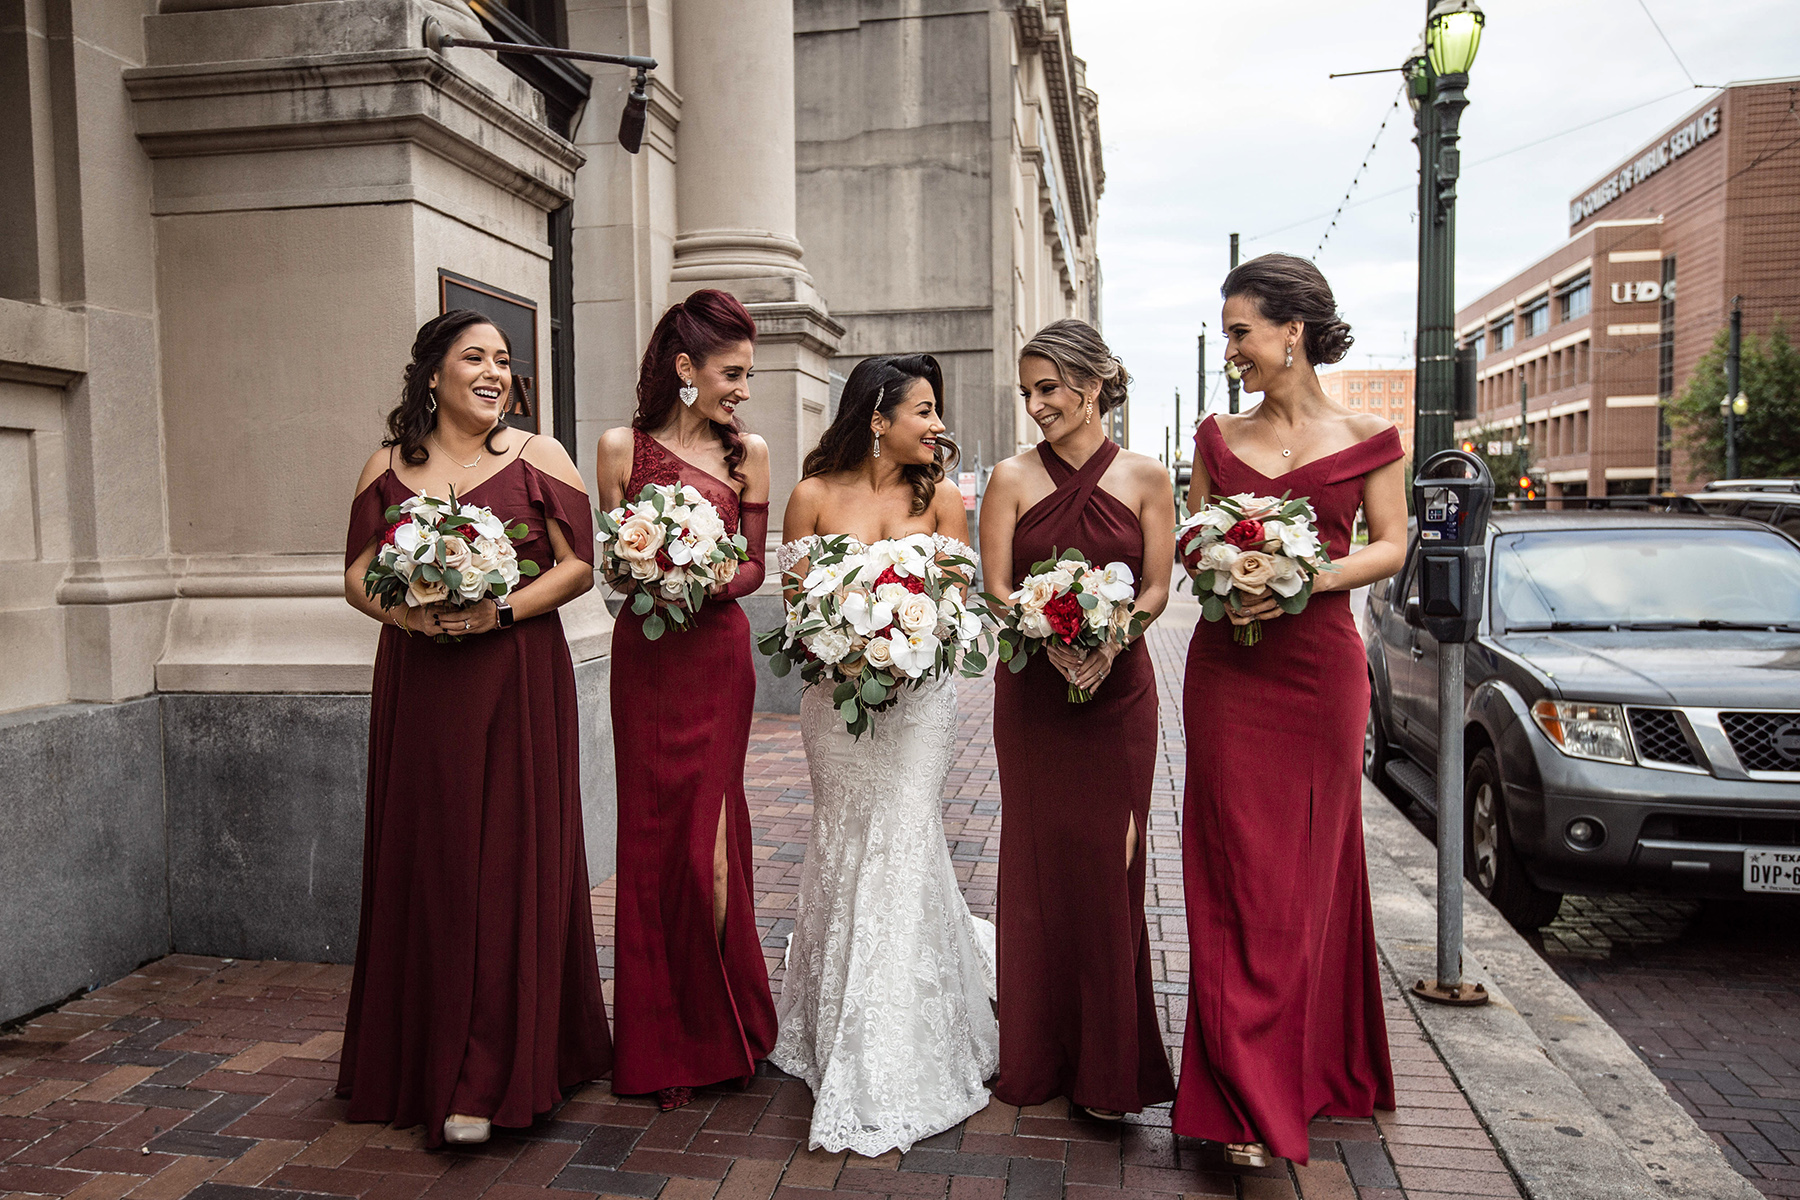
[0,621,1520,1200]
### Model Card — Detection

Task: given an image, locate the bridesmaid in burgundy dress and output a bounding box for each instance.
[1173,255,1407,1167]
[981,320,1177,1121]
[340,310,612,1147]
[594,290,777,1112]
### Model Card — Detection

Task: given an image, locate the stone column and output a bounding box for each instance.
[669,0,841,529]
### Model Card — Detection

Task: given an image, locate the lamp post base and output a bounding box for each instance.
[1413,979,1491,1007]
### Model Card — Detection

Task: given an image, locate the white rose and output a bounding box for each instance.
[1043,567,1075,591]
[707,556,739,589]
[1277,521,1321,559]
[628,558,660,581]
[806,628,852,664]
[686,504,726,542]
[1267,554,1308,598]
[1019,610,1053,639]
[875,582,910,606]
[862,636,896,670]
[660,574,687,601]
[1017,576,1058,612]
[1199,541,1241,572]
[895,592,938,635]
[470,535,507,575]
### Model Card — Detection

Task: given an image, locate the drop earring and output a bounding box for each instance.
[873,430,882,458]
[679,377,699,407]
[1085,399,1094,426]
[1284,345,1294,369]
[427,390,437,414]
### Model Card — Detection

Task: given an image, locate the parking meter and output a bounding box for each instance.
[1407,449,1494,1009]
[1411,450,1494,644]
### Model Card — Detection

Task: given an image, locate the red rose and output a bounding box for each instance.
[1044,591,1085,643]
[1224,518,1265,550]
[874,566,926,594]
[655,548,675,571]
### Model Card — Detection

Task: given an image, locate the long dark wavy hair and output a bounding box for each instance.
[384,310,514,467]
[634,289,758,484]
[803,354,958,517]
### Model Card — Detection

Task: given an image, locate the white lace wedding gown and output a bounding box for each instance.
[769,535,999,1157]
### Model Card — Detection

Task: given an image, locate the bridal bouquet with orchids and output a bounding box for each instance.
[757,533,992,738]
[989,548,1150,702]
[595,483,751,640]
[364,489,538,642]
[1177,492,1331,646]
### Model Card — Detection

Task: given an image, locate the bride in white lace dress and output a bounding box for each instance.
[770,353,998,1157]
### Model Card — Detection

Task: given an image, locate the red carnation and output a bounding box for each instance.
[1044,591,1085,643]
[1224,518,1265,550]
[874,566,926,594]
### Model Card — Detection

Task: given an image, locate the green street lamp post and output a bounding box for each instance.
[1411,0,1485,465]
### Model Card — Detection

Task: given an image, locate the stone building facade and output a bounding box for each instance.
[0,0,1101,1023]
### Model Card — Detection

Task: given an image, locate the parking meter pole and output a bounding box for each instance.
[1410,448,1493,1008]
[1436,642,1465,991]
[1726,295,1741,480]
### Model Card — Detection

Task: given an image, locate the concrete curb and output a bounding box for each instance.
[1361,783,1759,1200]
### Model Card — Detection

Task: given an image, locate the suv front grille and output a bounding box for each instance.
[1641,814,1800,845]
[1628,708,1699,766]
[1722,712,1800,773]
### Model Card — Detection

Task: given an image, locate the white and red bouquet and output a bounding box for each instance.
[1177,492,1331,646]
[364,489,538,642]
[757,534,992,737]
[595,483,750,640]
[990,549,1149,702]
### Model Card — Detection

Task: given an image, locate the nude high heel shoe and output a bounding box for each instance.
[443,1114,492,1145]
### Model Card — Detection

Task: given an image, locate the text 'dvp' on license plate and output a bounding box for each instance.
[1744,848,1800,893]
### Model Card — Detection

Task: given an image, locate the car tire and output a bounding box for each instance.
[1463,747,1563,931]
[1364,700,1390,785]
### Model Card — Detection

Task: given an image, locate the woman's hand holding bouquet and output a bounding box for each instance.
[364,489,539,642]
[989,548,1150,702]
[1177,492,1331,646]
[596,483,750,640]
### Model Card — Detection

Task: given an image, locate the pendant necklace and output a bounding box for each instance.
[433,435,483,470]
[1262,410,1294,458]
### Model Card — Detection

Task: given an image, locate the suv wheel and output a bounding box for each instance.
[1463,747,1563,931]
[1364,704,1389,784]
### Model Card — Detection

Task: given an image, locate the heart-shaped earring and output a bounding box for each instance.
[679,378,699,407]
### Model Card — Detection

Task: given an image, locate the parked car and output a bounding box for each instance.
[1364,510,1800,928]
[1687,490,1800,540]
[1701,478,1800,493]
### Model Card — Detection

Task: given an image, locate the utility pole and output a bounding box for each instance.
[1174,387,1182,466]
[1725,295,1742,480]
[1518,372,1529,499]
[1197,327,1206,428]
[1164,426,1171,469]
[1228,235,1242,413]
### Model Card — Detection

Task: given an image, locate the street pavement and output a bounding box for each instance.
[0,610,1529,1200]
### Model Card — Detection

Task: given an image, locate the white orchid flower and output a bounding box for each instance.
[1277,522,1322,559]
[891,628,940,677]
[840,591,895,636]
[1092,562,1136,603]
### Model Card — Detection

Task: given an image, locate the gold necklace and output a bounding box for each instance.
[432,434,482,470]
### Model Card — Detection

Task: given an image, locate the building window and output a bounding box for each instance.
[1349,381,1362,392]
[1471,331,1487,361]
[1492,320,1515,352]
[1369,380,1384,392]
[1523,299,1549,339]
[1558,274,1591,322]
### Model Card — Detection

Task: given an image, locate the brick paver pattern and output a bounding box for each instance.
[1532,892,1800,1198]
[0,615,1521,1200]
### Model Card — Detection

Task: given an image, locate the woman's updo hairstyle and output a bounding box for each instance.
[803,354,957,517]
[385,309,514,467]
[1019,319,1130,413]
[1221,253,1354,366]
[635,288,758,483]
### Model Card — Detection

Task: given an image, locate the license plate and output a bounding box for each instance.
[1745,848,1800,893]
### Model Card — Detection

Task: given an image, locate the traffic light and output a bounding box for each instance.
[1517,474,1537,501]
[1460,439,1477,454]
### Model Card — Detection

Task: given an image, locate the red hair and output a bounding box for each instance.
[634,289,758,483]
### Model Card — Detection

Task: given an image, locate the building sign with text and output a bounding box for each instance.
[1569,106,1721,227]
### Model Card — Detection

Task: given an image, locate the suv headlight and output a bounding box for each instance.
[1531,699,1635,764]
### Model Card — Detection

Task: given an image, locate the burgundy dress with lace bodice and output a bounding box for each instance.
[609,429,777,1095]
[1172,416,1400,1163]
[338,452,611,1146]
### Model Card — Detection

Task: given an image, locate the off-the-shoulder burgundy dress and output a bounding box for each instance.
[991,439,1176,1114]
[1172,416,1400,1163]
[338,448,612,1146]
[609,430,777,1096]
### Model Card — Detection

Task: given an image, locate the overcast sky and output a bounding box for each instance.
[1065,0,1800,459]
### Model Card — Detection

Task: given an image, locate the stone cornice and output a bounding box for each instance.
[1014,1,1089,238]
[124,49,585,210]
[0,299,87,387]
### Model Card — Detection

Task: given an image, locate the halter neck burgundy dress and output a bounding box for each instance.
[1172,416,1399,1163]
[992,439,1176,1114]
[338,450,612,1147]
[609,430,777,1096]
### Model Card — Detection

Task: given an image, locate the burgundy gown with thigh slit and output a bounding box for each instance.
[992,439,1176,1114]
[609,430,778,1096]
[1172,415,1399,1164]
[337,452,613,1147]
